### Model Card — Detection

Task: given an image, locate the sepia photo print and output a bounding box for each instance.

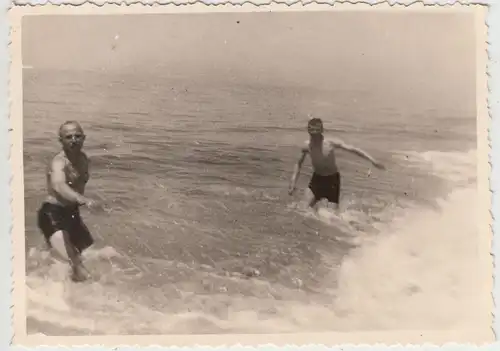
[9,3,493,346]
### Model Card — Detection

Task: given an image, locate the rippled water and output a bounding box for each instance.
[23,69,476,335]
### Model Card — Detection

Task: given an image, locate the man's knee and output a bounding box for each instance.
[305,187,315,199]
[304,188,316,203]
[49,230,71,261]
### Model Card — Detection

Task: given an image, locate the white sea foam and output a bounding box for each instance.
[329,149,491,336]
[396,149,477,184]
[25,149,489,338]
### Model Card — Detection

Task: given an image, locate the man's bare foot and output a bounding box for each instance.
[70,266,90,282]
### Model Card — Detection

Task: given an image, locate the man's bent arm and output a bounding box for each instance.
[50,157,88,205]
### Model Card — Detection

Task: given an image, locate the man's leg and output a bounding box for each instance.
[328,201,340,215]
[305,188,320,211]
[49,230,89,282]
[327,172,341,214]
[38,204,89,282]
[37,204,54,251]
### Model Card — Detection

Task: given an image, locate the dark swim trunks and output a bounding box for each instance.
[37,202,94,253]
[308,172,341,204]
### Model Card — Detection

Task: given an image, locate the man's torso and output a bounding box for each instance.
[304,139,338,176]
[45,151,89,207]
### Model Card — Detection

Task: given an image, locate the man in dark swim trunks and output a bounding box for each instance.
[288,118,385,212]
[37,121,100,282]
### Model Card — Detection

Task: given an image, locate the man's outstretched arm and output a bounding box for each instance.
[329,138,385,169]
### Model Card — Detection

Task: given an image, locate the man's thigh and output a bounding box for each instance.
[304,187,319,208]
[49,230,72,262]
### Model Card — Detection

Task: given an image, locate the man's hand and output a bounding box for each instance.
[85,199,102,210]
[373,161,386,170]
[288,184,296,196]
[78,196,103,211]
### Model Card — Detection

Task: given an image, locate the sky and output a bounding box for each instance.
[22,10,477,108]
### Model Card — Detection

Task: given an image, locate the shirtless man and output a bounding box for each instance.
[37,121,99,282]
[288,118,385,211]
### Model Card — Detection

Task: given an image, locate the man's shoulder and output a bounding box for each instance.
[80,151,90,163]
[48,152,67,173]
[51,151,67,164]
[50,151,89,166]
[324,137,344,147]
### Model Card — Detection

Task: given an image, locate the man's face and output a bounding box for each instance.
[59,123,86,152]
[308,123,323,137]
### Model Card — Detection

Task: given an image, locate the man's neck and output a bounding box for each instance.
[310,135,324,146]
[63,148,81,163]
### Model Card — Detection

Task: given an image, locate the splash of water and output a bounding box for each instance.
[26,149,485,336]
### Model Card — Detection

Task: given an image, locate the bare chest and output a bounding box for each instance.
[309,143,336,164]
[64,162,89,186]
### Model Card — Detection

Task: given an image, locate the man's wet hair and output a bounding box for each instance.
[58,120,84,137]
[308,118,323,128]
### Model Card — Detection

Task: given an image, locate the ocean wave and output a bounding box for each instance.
[395,148,476,184]
[327,149,488,333]
[26,149,484,336]
[27,181,487,337]
[331,184,488,332]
